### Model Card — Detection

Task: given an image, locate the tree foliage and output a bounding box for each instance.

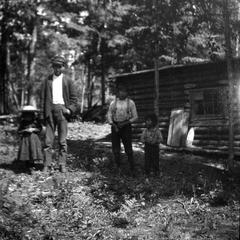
[0,0,239,113]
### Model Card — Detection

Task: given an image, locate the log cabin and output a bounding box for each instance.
[112,59,240,156]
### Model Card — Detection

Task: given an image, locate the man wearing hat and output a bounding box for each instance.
[107,86,138,175]
[40,55,78,173]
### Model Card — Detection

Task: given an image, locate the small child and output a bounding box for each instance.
[17,105,43,172]
[141,113,163,176]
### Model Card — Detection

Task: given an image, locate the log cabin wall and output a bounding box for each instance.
[115,60,240,155]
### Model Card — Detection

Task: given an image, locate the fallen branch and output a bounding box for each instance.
[175,200,190,215]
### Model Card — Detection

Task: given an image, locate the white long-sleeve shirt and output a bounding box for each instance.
[52,74,65,105]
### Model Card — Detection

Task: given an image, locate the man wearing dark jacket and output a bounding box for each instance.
[40,55,78,173]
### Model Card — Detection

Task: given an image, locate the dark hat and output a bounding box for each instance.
[117,85,128,93]
[51,55,66,66]
[145,113,158,127]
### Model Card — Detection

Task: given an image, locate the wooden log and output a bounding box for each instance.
[134,99,153,104]
[158,122,169,127]
[189,119,228,127]
[132,94,154,100]
[193,126,228,132]
[0,114,18,124]
[194,135,227,140]
[135,104,154,109]
[159,72,226,83]
[193,144,228,150]
[129,88,155,94]
[159,78,228,90]
[193,139,230,147]
[234,135,240,140]
[132,123,145,128]
[194,128,240,136]
[126,73,227,91]
[158,98,187,103]
[194,134,229,140]
[126,82,154,89]
[158,116,170,121]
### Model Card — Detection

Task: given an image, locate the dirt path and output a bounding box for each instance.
[0,122,239,240]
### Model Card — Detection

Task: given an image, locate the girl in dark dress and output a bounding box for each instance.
[17,106,43,171]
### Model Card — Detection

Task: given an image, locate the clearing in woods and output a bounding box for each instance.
[0,121,239,240]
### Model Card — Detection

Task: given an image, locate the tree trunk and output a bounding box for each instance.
[153,0,159,123]
[5,42,11,111]
[9,81,20,111]
[154,58,159,120]
[21,52,28,107]
[223,0,235,169]
[80,66,86,113]
[0,0,9,114]
[8,46,20,111]
[100,40,106,107]
[27,23,38,104]
[81,83,86,113]
[236,34,239,57]
[89,75,95,106]
[87,59,92,109]
[101,54,105,106]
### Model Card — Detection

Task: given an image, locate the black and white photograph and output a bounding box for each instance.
[0,0,239,239]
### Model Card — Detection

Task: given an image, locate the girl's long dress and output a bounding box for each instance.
[18,132,43,161]
[17,119,43,161]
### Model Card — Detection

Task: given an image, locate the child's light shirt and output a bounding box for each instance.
[141,127,163,145]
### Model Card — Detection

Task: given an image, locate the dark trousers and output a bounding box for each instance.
[44,104,68,167]
[144,143,159,175]
[111,124,134,170]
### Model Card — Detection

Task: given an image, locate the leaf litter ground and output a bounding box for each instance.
[0,122,239,240]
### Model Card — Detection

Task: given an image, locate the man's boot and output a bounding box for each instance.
[59,151,67,173]
[128,154,136,177]
[114,152,121,168]
[43,149,52,173]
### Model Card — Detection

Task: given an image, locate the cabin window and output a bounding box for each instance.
[190,88,227,119]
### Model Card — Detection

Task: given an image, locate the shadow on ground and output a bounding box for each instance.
[0,159,43,174]
[67,138,240,211]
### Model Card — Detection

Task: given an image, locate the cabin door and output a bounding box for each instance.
[167,109,189,147]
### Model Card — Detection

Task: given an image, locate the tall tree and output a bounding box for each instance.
[0,0,10,114]
[1,0,238,114]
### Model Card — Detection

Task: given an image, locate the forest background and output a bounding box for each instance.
[0,0,240,115]
[0,2,240,239]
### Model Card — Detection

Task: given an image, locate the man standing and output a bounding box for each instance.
[40,55,78,173]
[107,86,138,174]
